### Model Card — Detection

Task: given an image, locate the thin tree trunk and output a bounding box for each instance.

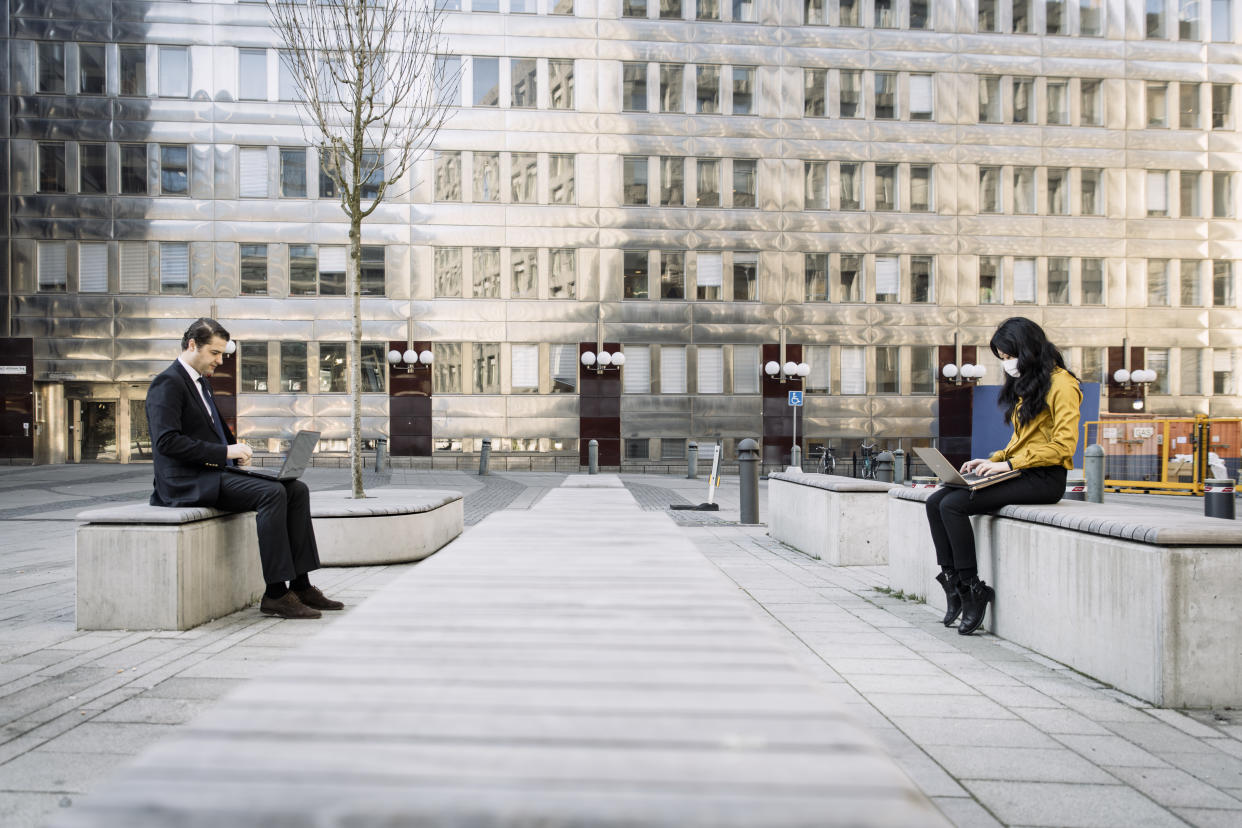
[350,217,364,499]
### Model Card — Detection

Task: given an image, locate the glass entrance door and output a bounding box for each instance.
[80,401,118,462]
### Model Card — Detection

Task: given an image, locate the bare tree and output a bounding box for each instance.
[268,0,454,498]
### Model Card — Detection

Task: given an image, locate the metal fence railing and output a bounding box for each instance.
[1082,417,1241,494]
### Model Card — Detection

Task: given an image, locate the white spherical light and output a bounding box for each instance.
[597,351,613,366]
[611,352,626,367]
[765,361,781,376]
[581,351,596,366]
[796,362,810,377]
[942,364,959,379]
[402,349,418,365]
[971,364,986,379]
[419,350,434,365]
[782,361,798,376]
[1113,368,1131,384]
[387,350,402,365]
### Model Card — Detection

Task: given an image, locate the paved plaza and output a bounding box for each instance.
[0,464,1240,826]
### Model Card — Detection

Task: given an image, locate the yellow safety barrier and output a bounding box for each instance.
[1082,416,1242,495]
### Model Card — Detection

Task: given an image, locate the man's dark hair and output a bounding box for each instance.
[181,318,230,351]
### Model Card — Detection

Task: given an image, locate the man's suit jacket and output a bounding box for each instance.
[146,360,234,507]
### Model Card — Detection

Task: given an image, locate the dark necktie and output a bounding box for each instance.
[198,377,230,447]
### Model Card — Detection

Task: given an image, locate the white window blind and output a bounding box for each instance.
[909,74,933,114]
[876,256,899,297]
[1147,171,1168,214]
[697,346,723,393]
[623,345,650,393]
[511,344,538,388]
[550,344,577,388]
[160,243,189,289]
[841,346,865,394]
[1014,258,1036,302]
[158,46,189,97]
[805,345,829,392]
[1215,348,1233,372]
[733,345,759,394]
[661,345,687,393]
[697,252,723,286]
[239,148,269,198]
[37,242,67,291]
[120,242,148,292]
[79,243,108,292]
[319,246,347,273]
[239,49,267,100]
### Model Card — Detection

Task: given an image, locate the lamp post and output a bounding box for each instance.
[579,348,627,374]
[386,347,433,373]
[1113,368,1158,410]
[765,360,810,466]
[941,362,986,384]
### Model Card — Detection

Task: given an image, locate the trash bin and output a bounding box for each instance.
[374,438,388,473]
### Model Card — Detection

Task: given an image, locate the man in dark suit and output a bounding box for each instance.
[146,318,343,619]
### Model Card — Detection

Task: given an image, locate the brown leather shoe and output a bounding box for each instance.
[260,591,322,619]
[295,586,344,611]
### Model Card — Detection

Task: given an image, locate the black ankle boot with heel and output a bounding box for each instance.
[957,575,995,636]
[934,569,962,627]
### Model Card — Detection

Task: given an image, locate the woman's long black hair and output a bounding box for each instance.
[989,317,1076,428]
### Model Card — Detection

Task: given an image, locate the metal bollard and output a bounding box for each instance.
[737,438,761,524]
[588,439,599,474]
[893,448,905,485]
[478,438,491,476]
[790,444,801,471]
[374,438,388,473]
[1204,479,1236,520]
[1085,444,1105,503]
[874,450,894,483]
[686,441,698,479]
[1064,471,1086,501]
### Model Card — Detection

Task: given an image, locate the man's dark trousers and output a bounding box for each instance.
[216,473,320,585]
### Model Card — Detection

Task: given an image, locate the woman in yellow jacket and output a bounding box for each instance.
[925,317,1081,635]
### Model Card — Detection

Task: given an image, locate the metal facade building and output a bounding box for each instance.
[4,0,1242,466]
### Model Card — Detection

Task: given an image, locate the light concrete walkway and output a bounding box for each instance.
[1,465,1241,827]
[53,475,945,827]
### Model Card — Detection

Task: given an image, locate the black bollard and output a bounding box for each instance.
[687,441,698,479]
[737,438,760,524]
[588,439,598,474]
[478,438,491,476]
[1204,479,1236,520]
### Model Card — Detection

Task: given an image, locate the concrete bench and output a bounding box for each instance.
[768,471,898,565]
[887,486,1242,708]
[76,488,464,631]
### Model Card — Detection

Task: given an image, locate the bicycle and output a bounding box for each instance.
[814,445,837,475]
[859,440,878,480]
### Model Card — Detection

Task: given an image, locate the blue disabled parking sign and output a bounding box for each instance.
[788,390,803,406]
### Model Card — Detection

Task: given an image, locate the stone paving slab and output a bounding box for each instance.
[53,482,946,827]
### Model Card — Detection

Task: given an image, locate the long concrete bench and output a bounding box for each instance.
[76,488,464,631]
[768,471,898,564]
[887,486,1242,708]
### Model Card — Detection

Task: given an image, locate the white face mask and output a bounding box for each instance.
[1002,357,1020,378]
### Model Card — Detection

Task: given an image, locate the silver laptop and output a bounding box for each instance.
[913,446,1020,490]
[225,430,319,481]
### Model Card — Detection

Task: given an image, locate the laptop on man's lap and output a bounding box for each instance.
[225,430,319,481]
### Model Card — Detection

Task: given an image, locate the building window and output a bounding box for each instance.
[805,0,826,24]
[37,143,66,193]
[550,59,574,109]
[79,44,106,95]
[121,144,147,194]
[1013,0,1031,31]
[79,243,107,293]
[732,160,757,207]
[1012,77,1033,123]
[1180,0,1202,39]
[660,64,684,112]
[1014,257,1036,303]
[911,255,933,303]
[511,248,538,299]
[1214,348,1234,394]
[278,51,301,101]
[979,76,1001,123]
[839,0,860,25]
[1013,167,1036,214]
[290,244,317,296]
[231,243,266,298]
[1147,171,1169,216]
[1181,82,1201,128]
[160,145,189,196]
[472,343,501,394]
[697,346,723,393]
[239,147,269,198]
[280,149,306,198]
[1081,0,1104,34]
[803,345,828,394]
[733,345,760,393]
[660,251,685,299]
[551,344,577,393]
[911,165,932,212]
[239,49,267,100]
[1213,83,1233,129]
[1181,260,1203,306]
[1080,79,1103,125]
[281,342,307,392]
[361,246,385,296]
[697,158,720,207]
[661,345,687,393]
[662,0,683,19]
[473,57,499,106]
[435,247,463,297]
[1147,82,1169,128]
[624,250,649,299]
[875,256,899,303]
[550,248,576,298]
[37,242,67,292]
[511,58,536,108]
[319,343,349,393]
[734,0,757,21]
[623,345,651,393]
[1047,167,1068,215]
[120,45,146,96]
[979,166,1001,213]
[1081,168,1103,215]
[1047,0,1067,33]
[120,242,148,293]
[1082,258,1104,304]
[1148,0,1166,37]
[510,153,537,203]
[874,164,897,211]
[1214,171,1233,217]
[625,439,650,460]
[805,69,826,117]
[320,149,340,200]
[1080,346,1106,385]
[1215,261,1235,306]
[623,62,648,112]
[37,42,65,94]
[874,72,896,119]
[910,74,934,120]
[979,0,998,31]
[696,65,720,113]
[435,151,461,201]
[875,0,897,27]
[805,162,828,210]
[733,252,758,301]
[435,55,460,107]
[159,242,189,295]
[158,46,189,98]
[1047,80,1069,124]
[911,346,936,394]
[839,253,863,302]
[841,346,865,394]
[1148,259,1170,306]
[1181,170,1202,217]
[1048,257,1070,304]
[624,157,649,206]
[240,342,268,392]
[697,252,722,299]
[979,255,1002,303]
[433,343,462,394]
[473,248,501,298]
[840,70,862,118]
[660,157,685,206]
[473,151,500,202]
[318,246,346,296]
[732,66,754,115]
[1147,348,1171,394]
[806,253,828,301]
[840,162,862,210]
